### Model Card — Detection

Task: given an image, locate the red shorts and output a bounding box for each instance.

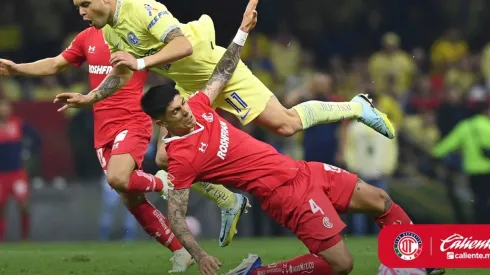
[0,170,29,204]
[95,128,151,172]
[261,161,357,254]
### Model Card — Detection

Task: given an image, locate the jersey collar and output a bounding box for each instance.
[163,122,205,143]
[113,0,123,26]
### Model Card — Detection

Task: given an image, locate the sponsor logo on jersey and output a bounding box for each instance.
[88,65,113,75]
[394,232,423,261]
[216,120,230,160]
[147,10,169,29]
[127,32,140,45]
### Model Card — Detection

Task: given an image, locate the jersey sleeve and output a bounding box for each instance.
[134,1,181,43]
[61,30,87,67]
[102,25,123,54]
[167,157,197,190]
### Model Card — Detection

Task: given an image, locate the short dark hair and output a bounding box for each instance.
[140,84,180,119]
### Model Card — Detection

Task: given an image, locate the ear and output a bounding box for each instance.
[155,120,167,127]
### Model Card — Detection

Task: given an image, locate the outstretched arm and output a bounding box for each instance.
[167,188,206,260]
[85,65,133,103]
[202,0,258,103]
[0,55,72,77]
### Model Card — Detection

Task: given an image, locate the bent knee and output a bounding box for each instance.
[330,256,354,275]
[376,188,392,213]
[106,174,130,191]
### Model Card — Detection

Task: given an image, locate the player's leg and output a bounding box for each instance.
[119,192,194,272]
[255,94,394,138]
[227,237,353,275]
[0,178,9,241]
[325,166,445,275]
[346,178,412,227]
[11,172,29,241]
[155,129,250,247]
[97,133,193,272]
[226,177,353,275]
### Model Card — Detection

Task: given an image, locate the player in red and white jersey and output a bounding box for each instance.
[0,27,251,272]
[139,15,435,275]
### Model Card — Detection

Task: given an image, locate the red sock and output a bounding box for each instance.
[375,203,412,228]
[0,217,5,241]
[21,213,29,240]
[129,198,183,251]
[252,254,333,275]
[126,170,164,193]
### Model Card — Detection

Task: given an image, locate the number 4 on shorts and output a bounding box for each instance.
[309,199,324,215]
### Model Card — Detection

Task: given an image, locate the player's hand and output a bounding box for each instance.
[54,93,94,112]
[110,52,138,71]
[0,59,20,76]
[198,255,221,275]
[239,0,258,33]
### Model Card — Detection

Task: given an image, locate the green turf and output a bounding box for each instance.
[0,237,485,274]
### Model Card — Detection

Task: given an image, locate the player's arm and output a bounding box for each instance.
[137,4,192,69]
[54,65,133,112]
[0,55,72,77]
[202,0,258,103]
[142,28,192,69]
[86,65,133,103]
[167,188,206,257]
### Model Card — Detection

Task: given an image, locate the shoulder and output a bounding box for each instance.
[188,91,211,108]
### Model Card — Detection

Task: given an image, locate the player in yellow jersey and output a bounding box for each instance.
[60,0,395,247]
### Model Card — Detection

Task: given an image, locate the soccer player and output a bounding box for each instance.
[52,0,394,247]
[0,26,248,271]
[139,6,444,275]
[0,98,40,241]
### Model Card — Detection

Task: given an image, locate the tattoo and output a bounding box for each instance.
[203,41,242,100]
[167,189,207,262]
[356,178,361,191]
[163,28,185,44]
[92,76,121,102]
[383,196,393,212]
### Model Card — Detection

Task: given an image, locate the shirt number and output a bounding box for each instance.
[225,92,248,113]
[309,199,324,215]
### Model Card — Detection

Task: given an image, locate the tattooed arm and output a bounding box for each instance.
[202,40,244,103]
[142,28,193,69]
[86,65,133,103]
[167,188,208,262]
[202,0,258,103]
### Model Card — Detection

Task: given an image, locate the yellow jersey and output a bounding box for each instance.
[102,0,274,125]
[102,0,217,91]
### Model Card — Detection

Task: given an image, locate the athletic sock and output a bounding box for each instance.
[129,198,183,251]
[252,254,333,275]
[292,101,362,129]
[192,182,237,209]
[126,170,164,193]
[375,203,412,228]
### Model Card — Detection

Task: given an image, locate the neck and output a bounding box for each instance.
[169,126,194,137]
[108,0,118,26]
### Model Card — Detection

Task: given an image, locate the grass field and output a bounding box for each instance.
[0,237,486,275]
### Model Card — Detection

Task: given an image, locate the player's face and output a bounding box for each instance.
[157,95,196,131]
[0,100,11,121]
[74,0,111,29]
